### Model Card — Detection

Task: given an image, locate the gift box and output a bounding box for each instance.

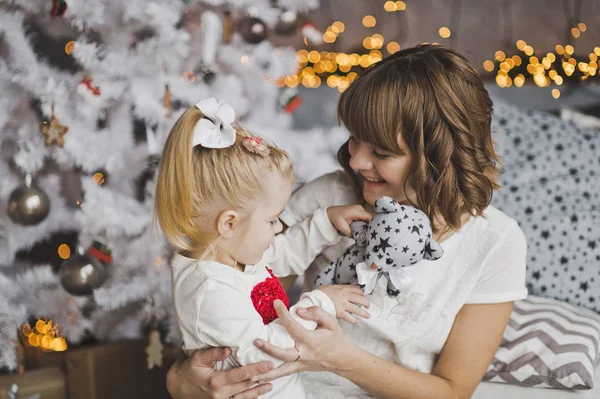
[0,367,66,399]
[65,339,177,399]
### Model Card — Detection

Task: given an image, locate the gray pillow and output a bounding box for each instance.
[484,295,600,389]
[491,99,600,312]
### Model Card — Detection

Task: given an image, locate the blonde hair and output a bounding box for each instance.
[154,106,294,252]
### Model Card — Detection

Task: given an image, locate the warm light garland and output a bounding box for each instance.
[285,3,412,91]
[279,48,387,91]
[384,1,407,12]
[21,320,67,352]
[485,22,598,97]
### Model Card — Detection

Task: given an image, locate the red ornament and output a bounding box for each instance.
[50,0,68,19]
[79,77,101,96]
[279,87,303,114]
[283,95,302,114]
[250,267,290,324]
[87,240,113,264]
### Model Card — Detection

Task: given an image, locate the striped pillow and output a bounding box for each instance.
[484,295,600,389]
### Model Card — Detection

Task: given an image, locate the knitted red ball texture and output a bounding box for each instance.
[250,267,290,324]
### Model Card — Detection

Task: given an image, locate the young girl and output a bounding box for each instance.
[154,98,372,398]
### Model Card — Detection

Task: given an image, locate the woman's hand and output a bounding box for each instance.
[166,347,274,399]
[317,284,370,324]
[251,300,357,383]
[326,205,372,237]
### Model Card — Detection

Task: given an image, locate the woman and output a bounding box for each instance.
[166,44,527,399]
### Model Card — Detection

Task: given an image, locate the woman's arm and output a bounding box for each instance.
[339,302,513,399]
[279,170,355,227]
[253,300,513,399]
[166,347,274,399]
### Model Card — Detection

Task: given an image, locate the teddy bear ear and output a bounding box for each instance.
[423,239,444,261]
[350,221,369,246]
[374,196,403,214]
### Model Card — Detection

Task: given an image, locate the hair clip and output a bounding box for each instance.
[242,136,270,157]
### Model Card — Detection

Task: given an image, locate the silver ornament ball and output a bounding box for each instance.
[7,177,50,226]
[60,249,107,296]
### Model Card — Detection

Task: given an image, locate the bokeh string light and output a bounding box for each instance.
[282,2,408,92]
[484,0,597,98]
[384,1,407,12]
[284,2,597,95]
[21,320,68,352]
[277,49,386,92]
[483,27,598,97]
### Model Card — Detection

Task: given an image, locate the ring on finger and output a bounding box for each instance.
[293,341,301,362]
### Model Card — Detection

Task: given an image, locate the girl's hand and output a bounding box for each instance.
[252,300,358,383]
[316,284,370,324]
[326,205,372,237]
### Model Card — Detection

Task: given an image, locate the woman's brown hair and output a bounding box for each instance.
[337,44,500,233]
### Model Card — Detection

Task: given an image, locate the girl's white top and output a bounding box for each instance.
[280,171,528,398]
[171,207,341,399]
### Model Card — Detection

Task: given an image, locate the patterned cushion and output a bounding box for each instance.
[561,108,600,130]
[491,99,600,312]
[484,295,600,389]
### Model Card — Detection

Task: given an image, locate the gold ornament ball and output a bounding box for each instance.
[7,184,50,226]
[59,250,107,296]
[238,16,268,44]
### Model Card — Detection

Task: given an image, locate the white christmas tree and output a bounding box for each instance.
[0,0,346,370]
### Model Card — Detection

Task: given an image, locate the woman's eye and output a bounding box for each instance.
[372,151,390,160]
[270,220,278,226]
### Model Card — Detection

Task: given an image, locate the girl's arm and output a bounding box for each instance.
[276,222,298,291]
[263,208,340,277]
[265,206,371,277]
[253,300,513,399]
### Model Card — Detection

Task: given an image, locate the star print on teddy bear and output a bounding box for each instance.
[315,196,444,297]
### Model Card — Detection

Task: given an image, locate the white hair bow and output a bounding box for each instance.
[193,98,236,148]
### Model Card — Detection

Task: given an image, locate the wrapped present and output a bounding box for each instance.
[0,367,66,399]
[65,339,177,399]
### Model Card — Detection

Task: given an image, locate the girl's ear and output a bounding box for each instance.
[216,210,239,238]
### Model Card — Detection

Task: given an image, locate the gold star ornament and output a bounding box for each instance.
[40,107,69,147]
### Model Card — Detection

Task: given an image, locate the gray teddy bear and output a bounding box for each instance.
[315,196,444,297]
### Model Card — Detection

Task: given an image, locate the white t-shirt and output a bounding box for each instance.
[280,171,529,398]
[171,208,341,399]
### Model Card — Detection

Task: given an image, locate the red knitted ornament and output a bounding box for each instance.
[250,267,290,324]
